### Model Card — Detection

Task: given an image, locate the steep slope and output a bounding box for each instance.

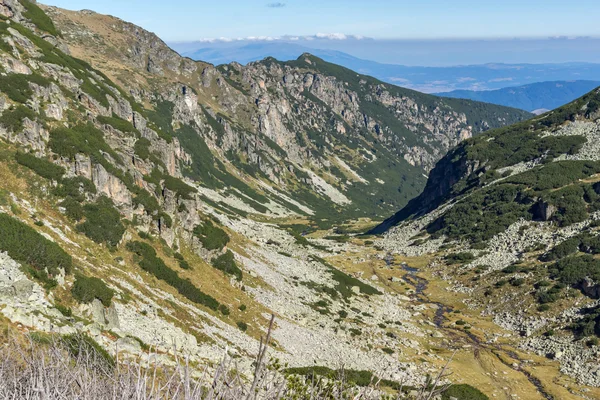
[436,80,600,112]
[375,87,600,387]
[44,5,530,224]
[0,1,581,398]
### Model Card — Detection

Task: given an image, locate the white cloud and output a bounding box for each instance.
[193,33,369,44]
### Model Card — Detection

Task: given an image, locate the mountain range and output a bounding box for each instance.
[0,1,600,399]
[172,41,600,94]
[436,80,600,113]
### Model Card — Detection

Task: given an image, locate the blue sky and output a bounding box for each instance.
[43,0,600,42]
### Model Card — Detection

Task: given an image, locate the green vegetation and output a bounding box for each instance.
[134,137,151,159]
[0,213,72,276]
[0,73,51,103]
[193,220,230,250]
[21,0,60,36]
[0,105,36,132]
[97,115,139,136]
[127,241,219,311]
[236,321,248,331]
[163,175,197,199]
[53,176,97,201]
[71,275,114,307]
[284,366,404,391]
[76,197,125,248]
[16,152,65,181]
[62,334,115,370]
[49,123,123,167]
[211,250,242,281]
[310,255,381,299]
[442,384,489,400]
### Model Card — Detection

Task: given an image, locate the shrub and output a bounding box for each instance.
[53,177,96,201]
[381,347,394,355]
[132,189,160,215]
[510,278,526,287]
[0,73,50,103]
[62,334,115,370]
[238,304,247,312]
[219,304,230,316]
[193,220,230,250]
[21,0,60,36]
[71,275,114,307]
[163,176,197,199]
[55,304,73,317]
[16,152,65,181]
[126,241,219,311]
[97,115,139,137]
[0,105,36,132]
[0,213,72,275]
[446,252,475,265]
[442,384,488,400]
[211,250,243,281]
[236,321,248,331]
[134,137,151,159]
[77,197,125,248]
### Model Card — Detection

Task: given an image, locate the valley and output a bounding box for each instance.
[0,1,599,399]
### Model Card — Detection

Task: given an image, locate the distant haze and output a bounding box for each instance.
[171,40,600,93]
[170,37,600,67]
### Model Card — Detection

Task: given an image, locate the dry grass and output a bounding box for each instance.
[0,316,452,400]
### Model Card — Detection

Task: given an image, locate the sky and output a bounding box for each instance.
[42,0,600,42]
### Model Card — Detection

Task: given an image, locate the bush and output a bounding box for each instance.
[16,152,65,181]
[77,197,125,248]
[442,384,489,400]
[71,275,114,307]
[97,115,139,137]
[53,177,96,201]
[126,241,219,311]
[193,220,230,250]
[445,252,475,265]
[62,334,115,370]
[134,137,151,159]
[0,73,50,103]
[236,321,248,331]
[211,250,243,281]
[0,213,72,275]
[218,304,230,315]
[0,105,36,132]
[55,304,72,317]
[163,176,197,199]
[21,0,60,36]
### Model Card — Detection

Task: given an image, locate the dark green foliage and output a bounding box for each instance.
[236,321,248,331]
[549,255,600,287]
[445,252,475,265]
[49,124,123,167]
[570,306,600,338]
[55,304,72,317]
[53,177,96,202]
[211,250,242,281]
[97,115,139,136]
[430,183,530,243]
[21,0,60,36]
[218,304,230,315]
[541,238,581,261]
[310,255,381,298]
[442,384,489,400]
[126,241,219,310]
[77,196,125,247]
[163,175,197,199]
[71,275,114,306]
[0,73,50,103]
[284,365,404,391]
[193,220,230,251]
[178,259,191,270]
[15,152,64,181]
[60,197,85,221]
[134,137,151,159]
[132,189,160,215]
[0,105,36,132]
[0,213,72,275]
[507,161,600,191]
[62,334,115,370]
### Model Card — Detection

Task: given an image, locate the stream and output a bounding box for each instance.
[394,258,556,400]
